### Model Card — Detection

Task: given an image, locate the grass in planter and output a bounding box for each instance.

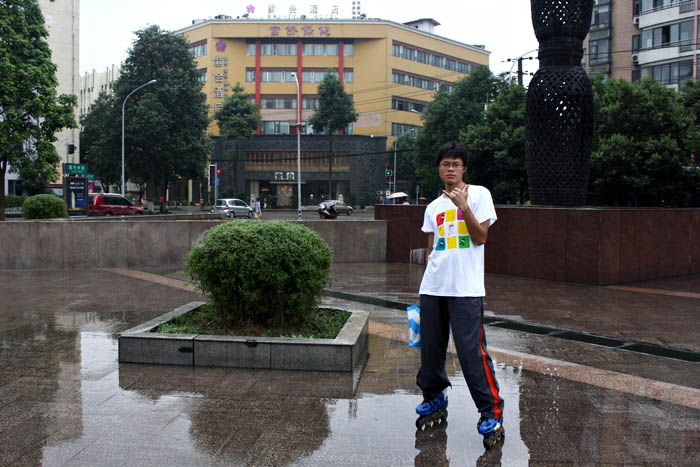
[154,303,351,339]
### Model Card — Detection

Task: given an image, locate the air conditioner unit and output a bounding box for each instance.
[632,54,639,63]
[633,16,639,25]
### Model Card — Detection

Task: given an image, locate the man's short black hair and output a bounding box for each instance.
[435,141,469,167]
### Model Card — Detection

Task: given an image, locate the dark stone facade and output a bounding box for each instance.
[212,134,387,206]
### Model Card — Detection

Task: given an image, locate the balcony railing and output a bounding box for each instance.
[641,0,695,15]
[640,39,695,52]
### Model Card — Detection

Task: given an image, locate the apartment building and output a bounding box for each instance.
[5,0,79,196]
[584,0,699,90]
[172,16,489,204]
[175,17,489,143]
[79,65,122,118]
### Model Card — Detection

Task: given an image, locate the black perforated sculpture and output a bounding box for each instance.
[526,0,594,206]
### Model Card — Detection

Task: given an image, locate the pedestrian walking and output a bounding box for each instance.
[255,199,261,218]
[414,141,504,450]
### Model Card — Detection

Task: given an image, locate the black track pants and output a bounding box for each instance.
[416,295,504,419]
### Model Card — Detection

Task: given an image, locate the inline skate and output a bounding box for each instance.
[477,416,504,449]
[415,389,448,430]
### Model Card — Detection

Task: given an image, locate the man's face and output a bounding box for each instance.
[438,156,466,185]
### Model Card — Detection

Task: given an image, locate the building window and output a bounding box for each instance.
[260,121,291,134]
[650,60,693,85]
[392,41,473,75]
[391,122,421,137]
[198,69,207,83]
[260,97,297,109]
[261,42,297,56]
[302,69,339,83]
[631,70,642,82]
[392,97,426,113]
[392,71,442,91]
[343,43,354,56]
[189,41,207,58]
[246,43,256,56]
[641,20,694,50]
[589,38,610,64]
[343,70,354,83]
[591,3,610,28]
[302,43,339,56]
[303,97,319,110]
[632,35,640,53]
[246,70,256,82]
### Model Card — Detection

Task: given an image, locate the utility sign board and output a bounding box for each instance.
[64,163,87,176]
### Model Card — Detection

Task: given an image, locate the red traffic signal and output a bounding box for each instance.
[216,168,222,174]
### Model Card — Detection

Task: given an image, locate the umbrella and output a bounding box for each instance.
[387,192,408,199]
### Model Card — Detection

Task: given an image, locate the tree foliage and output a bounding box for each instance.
[589,75,699,206]
[80,92,121,187]
[413,66,498,198]
[0,0,77,220]
[463,82,528,204]
[308,69,357,197]
[214,83,261,194]
[80,25,210,208]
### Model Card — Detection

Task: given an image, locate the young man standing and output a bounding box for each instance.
[415,141,504,449]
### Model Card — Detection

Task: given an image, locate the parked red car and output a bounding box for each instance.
[88,193,144,216]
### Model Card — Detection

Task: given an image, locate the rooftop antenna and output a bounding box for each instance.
[268,5,275,18]
[289,5,296,19]
[310,5,318,18]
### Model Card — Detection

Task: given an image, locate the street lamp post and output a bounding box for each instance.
[291,72,302,220]
[121,79,157,195]
[393,127,416,201]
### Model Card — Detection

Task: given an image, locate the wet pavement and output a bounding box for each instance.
[1,266,699,466]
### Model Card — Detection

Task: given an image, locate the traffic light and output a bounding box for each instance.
[217,168,222,175]
[385,169,392,177]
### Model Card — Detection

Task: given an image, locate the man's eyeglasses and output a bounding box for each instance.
[439,162,464,169]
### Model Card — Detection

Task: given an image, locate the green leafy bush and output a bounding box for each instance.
[23,194,68,219]
[185,221,332,327]
[3,194,26,208]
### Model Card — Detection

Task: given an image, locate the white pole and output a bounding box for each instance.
[291,72,302,220]
[121,79,157,196]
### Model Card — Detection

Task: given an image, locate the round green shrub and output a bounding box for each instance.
[23,194,68,219]
[185,221,333,327]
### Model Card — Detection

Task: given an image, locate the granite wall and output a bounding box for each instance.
[375,205,700,285]
[0,219,386,269]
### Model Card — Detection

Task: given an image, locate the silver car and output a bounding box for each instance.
[213,198,253,218]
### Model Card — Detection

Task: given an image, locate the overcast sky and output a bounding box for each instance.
[80,0,539,81]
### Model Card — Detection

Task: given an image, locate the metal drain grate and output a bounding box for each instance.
[324,289,700,364]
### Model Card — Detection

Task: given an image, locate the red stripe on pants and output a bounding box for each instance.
[479,316,502,419]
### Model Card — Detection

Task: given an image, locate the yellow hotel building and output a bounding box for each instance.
[175,17,490,144]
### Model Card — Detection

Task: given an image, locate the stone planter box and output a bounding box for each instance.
[118,302,369,372]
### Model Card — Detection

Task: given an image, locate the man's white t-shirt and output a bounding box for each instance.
[419,185,497,297]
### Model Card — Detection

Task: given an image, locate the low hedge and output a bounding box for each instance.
[23,194,68,219]
[3,194,26,208]
[185,221,333,327]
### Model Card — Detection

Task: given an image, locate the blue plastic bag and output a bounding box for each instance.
[406,304,421,347]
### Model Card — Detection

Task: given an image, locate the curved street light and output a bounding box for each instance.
[121,79,157,195]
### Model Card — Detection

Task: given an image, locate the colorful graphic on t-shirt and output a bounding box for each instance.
[435,209,469,250]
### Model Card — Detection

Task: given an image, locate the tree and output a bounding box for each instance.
[413,66,498,198]
[0,0,77,220]
[589,75,699,207]
[390,131,419,200]
[215,83,261,195]
[308,69,357,197]
[79,92,121,188]
[463,82,528,204]
[83,25,210,211]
